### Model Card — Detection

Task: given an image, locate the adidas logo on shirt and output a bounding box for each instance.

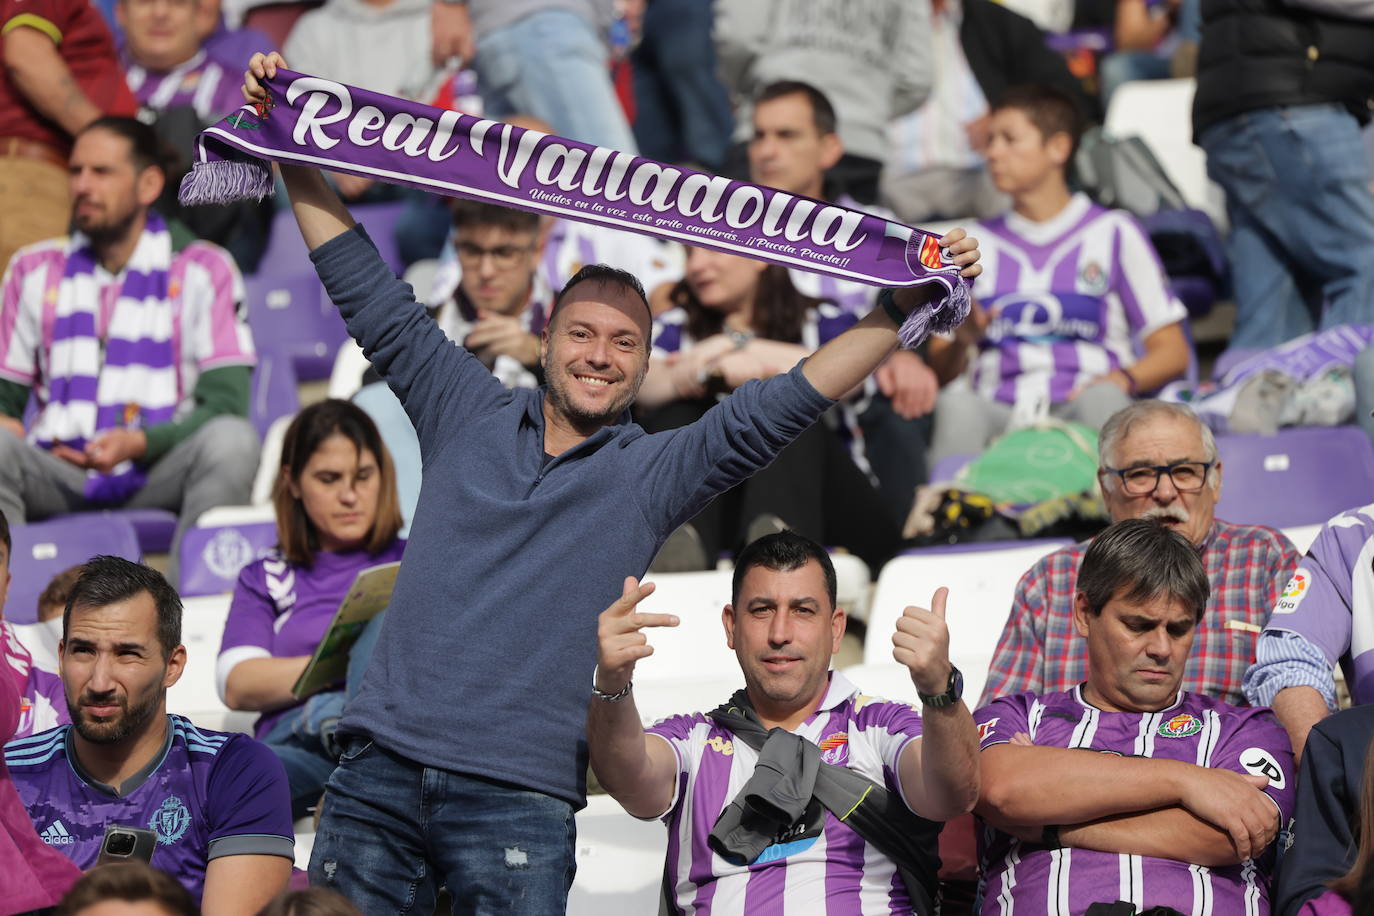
[40,820,75,845]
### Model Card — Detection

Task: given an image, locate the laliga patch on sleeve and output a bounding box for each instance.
[1273,570,1311,615]
[1239,747,1287,790]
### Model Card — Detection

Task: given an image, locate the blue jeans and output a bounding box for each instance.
[1201,103,1374,349]
[263,612,389,819]
[308,739,576,915]
[473,9,638,154]
[1098,50,1172,106]
[631,0,732,168]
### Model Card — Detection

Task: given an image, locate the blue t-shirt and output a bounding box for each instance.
[4,715,294,900]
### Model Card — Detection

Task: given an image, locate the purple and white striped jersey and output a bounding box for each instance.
[967,193,1186,407]
[974,688,1295,916]
[123,50,242,123]
[645,672,926,916]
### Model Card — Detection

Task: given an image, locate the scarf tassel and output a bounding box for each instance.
[178,156,275,205]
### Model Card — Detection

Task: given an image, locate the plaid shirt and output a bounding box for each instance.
[980,520,1301,707]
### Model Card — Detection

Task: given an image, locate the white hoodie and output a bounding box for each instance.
[285,0,440,99]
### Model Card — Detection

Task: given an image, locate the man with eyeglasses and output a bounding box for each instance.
[430,199,551,389]
[981,400,1300,707]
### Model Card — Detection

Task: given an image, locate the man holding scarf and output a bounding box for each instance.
[0,116,258,572]
[242,48,983,914]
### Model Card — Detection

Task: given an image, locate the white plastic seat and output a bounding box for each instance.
[568,793,667,916]
[1103,78,1228,230]
[863,541,1070,707]
[166,595,256,735]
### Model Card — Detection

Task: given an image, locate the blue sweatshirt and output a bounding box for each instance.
[314,226,834,806]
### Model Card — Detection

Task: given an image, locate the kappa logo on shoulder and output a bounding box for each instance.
[1157,713,1203,738]
[703,736,733,757]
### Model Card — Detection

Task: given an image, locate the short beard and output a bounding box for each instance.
[68,686,164,746]
[543,362,645,431]
[75,206,140,251]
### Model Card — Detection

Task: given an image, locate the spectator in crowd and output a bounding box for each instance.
[636,247,900,573]
[0,117,259,579]
[0,0,137,271]
[194,0,273,74]
[716,0,931,205]
[284,0,437,101]
[1246,504,1374,758]
[588,531,979,913]
[246,49,981,914]
[0,510,67,739]
[1193,0,1374,350]
[1098,0,1196,104]
[881,0,1084,225]
[431,200,552,389]
[5,556,294,914]
[431,0,637,153]
[746,80,942,517]
[58,862,199,916]
[926,84,1190,463]
[982,400,1301,707]
[118,0,270,271]
[218,399,405,819]
[975,518,1295,914]
[0,613,81,914]
[1276,705,1374,915]
[256,888,360,916]
[629,0,732,171]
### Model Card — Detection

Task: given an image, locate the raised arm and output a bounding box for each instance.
[586,578,682,819]
[800,231,981,399]
[892,587,980,821]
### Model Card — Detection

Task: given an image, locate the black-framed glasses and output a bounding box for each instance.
[455,241,536,269]
[1103,460,1215,495]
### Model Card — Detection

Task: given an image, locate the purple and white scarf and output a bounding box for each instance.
[179,69,970,348]
[35,213,179,503]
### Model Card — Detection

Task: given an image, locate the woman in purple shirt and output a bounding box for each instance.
[216,400,405,818]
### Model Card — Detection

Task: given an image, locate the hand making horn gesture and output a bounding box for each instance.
[891,586,955,698]
[594,576,680,696]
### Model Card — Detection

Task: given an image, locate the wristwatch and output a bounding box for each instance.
[917,665,964,708]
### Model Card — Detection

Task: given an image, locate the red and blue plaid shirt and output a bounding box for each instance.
[980,519,1301,707]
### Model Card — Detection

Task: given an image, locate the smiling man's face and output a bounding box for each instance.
[540,283,650,431]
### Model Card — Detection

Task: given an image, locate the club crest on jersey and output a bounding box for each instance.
[1078,261,1108,296]
[149,796,192,845]
[1157,713,1203,738]
[818,732,849,765]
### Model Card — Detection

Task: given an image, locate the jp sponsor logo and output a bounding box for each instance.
[1240,748,1287,790]
[1157,713,1203,738]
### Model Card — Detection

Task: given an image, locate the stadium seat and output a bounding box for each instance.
[246,272,346,382]
[568,793,667,916]
[179,520,278,597]
[46,508,180,555]
[1215,426,1374,529]
[328,340,370,400]
[7,516,142,624]
[165,595,256,734]
[1103,79,1227,230]
[861,540,1072,705]
[255,203,407,282]
[251,352,301,438]
[630,569,743,723]
[831,551,871,624]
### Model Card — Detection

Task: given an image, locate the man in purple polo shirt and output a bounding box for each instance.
[4,556,293,916]
[588,531,980,915]
[975,519,1295,915]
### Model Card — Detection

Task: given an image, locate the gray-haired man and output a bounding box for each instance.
[980,400,1300,707]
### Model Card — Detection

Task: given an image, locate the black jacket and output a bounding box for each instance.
[1274,705,1374,916]
[960,0,1090,114]
[1193,0,1374,137]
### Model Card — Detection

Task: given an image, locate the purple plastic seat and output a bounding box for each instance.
[929,453,974,484]
[245,271,345,382]
[257,202,406,279]
[1214,425,1374,529]
[47,508,178,554]
[251,353,300,439]
[179,521,278,597]
[7,516,141,623]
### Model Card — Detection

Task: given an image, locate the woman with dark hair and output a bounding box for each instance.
[216,399,405,818]
[636,247,899,572]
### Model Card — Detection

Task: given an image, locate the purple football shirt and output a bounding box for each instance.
[967,193,1186,406]
[645,672,925,915]
[123,49,243,123]
[974,688,1294,915]
[2,620,67,739]
[3,715,294,901]
[217,541,405,737]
